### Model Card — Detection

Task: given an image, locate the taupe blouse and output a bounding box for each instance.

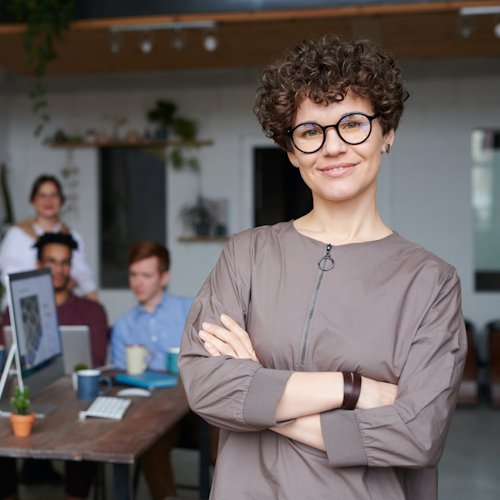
[179,221,467,500]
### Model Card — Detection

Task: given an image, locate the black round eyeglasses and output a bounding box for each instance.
[287,112,381,154]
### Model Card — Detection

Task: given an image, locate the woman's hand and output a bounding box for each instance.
[357,377,398,410]
[199,314,260,363]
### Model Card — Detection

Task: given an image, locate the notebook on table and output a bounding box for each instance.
[114,371,178,390]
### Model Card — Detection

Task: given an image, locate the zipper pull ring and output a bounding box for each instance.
[318,244,334,271]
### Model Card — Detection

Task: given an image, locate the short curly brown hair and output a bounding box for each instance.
[254,35,409,152]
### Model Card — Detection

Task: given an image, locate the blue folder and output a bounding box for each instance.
[115,371,178,390]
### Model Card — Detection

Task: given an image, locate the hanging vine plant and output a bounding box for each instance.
[8,0,76,137]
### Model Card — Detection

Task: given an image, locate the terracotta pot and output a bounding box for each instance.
[10,412,35,437]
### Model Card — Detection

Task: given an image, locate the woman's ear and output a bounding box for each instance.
[287,152,299,168]
[381,129,395,154]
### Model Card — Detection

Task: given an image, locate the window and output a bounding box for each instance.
[100,148,166,288]
[472,130,500,291]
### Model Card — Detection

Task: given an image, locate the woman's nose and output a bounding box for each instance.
[322,127,348,157]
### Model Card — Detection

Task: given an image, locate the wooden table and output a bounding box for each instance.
[0,371,195,499]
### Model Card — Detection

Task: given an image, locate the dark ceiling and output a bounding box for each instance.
[73,0,435,18]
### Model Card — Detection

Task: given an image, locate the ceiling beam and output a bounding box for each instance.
[1,0,500,34]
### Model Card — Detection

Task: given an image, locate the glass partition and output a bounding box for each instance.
[472,130,500,291]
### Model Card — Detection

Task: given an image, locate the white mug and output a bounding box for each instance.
[125,344,155,375]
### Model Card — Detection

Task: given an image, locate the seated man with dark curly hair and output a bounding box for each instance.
[179,34,466,500]
[0,232,109,500]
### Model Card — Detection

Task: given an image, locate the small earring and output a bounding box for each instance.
[292,162,297,167]
[385,144,391,154]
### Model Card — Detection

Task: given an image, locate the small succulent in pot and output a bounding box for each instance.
[10,386,35,437]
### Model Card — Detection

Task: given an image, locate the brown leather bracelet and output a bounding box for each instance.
[341,372,354,408]
[341,372,362,410]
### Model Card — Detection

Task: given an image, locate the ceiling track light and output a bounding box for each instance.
[172,28,186,52]
[459,6,500,16]
[203,27,219,52]
[140,30,154,54]
[495,18,500,38]
[109,20,219,53]
[110,20,216,34]
[459,5,500,38]
[109,32,122,53]
[458,16,475,38]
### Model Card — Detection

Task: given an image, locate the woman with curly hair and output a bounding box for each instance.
[179,35,466,499]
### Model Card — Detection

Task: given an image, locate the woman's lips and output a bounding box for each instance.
[318,163,356,178]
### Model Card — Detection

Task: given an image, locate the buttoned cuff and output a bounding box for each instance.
[243,368,294,429]
[320,409,368,467]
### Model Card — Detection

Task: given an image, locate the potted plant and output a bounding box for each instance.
[180,196,214,236]
[10,386,35,437]
[147,100,177,140]
[146,100,199,170]
[72,363,88,390]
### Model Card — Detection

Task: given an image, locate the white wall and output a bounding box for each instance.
[1,64,500,334]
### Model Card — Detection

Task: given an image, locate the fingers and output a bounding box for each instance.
[220,314,255,354]
[200,321,250,359]
[201,337,222,357]
[199,330,236,358]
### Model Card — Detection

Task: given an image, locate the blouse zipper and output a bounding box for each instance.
[300,244,334,365]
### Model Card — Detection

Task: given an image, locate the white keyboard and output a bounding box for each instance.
[78,396,131,421]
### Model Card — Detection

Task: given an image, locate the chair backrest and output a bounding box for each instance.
[462,319,477,380]
[487,320,500,384]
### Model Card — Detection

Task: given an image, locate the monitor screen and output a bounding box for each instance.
[6,268,62,370]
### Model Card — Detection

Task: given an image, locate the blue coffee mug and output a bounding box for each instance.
[0,345,5,370]
[167,347,180,375]
[77,369,112,400]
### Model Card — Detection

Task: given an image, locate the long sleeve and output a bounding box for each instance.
[87,303,108,367]
[179,234,293,432]
[0,227,35,284]
[110,320,129,370]
[70,230,97,295]
[321,267,467,469]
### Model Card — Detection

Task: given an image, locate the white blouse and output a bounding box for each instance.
[0,222,97,301]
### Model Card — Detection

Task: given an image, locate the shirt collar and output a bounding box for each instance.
[135,289,169,317]
[33,220,62,237]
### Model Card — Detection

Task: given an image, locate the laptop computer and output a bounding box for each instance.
[3,324,92,376]
[59,326,93,375]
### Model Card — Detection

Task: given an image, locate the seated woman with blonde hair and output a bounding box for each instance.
[0,174,97,303]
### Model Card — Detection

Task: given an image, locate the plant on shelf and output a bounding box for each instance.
[180,196,215,237]
[146,100,200,171]
[8,0,76,137]
[10,386,35,437]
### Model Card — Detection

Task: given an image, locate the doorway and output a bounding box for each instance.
[253,147,312,227]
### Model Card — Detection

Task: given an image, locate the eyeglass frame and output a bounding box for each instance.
[287,112,381,154]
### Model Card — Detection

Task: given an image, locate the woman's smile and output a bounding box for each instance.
[318,162,357,178]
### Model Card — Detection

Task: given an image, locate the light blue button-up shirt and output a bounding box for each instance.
[111,291,194,372]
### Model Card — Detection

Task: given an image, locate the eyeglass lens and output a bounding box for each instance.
[292,114,372,152]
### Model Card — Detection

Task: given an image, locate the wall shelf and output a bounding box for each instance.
[49,139,214,148]
[178,236,229,243]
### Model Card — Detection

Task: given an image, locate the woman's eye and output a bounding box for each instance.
[341,121,360,130]
[304,129,319,137]
[298,127,321,138]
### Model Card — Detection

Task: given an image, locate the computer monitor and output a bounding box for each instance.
[6,268,62,372]
[0,269,63,416]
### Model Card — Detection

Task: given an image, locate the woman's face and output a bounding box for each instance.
[287,92,394,205]
[32,181,62,218]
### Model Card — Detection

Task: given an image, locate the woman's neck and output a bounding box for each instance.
[294,189,391,246]
[35,215,60,232]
